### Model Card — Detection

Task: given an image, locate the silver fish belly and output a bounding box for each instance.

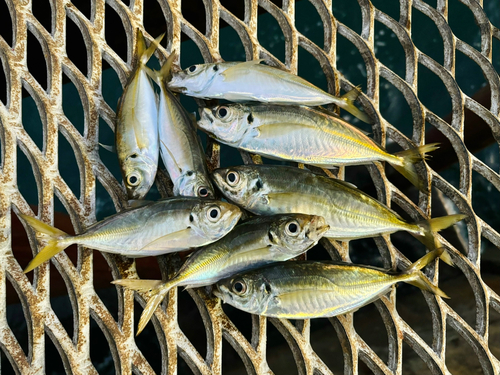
[116,30,161,199]
[168,60,369,122]
[156,77,215,198]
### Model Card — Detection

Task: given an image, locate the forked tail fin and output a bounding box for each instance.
[112,278,175,335]
[412,214,467,265]
[404,248,449,298]
[390,143,440,193]
[337,87,372,124]
[136,29,165,66]
[20,214,72,273]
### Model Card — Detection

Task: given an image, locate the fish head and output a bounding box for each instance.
[122,154,157,199]
[190,200,243,241]
[211,166,261,207]
[268,214,329,255]
[197,104,249,146]
[214,273,271,315]
[167,63,215,94]
[175,171,216,199]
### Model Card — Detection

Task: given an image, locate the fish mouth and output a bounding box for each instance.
[210,170,226,190]
[166,75,186,92]
[305,216,330,240]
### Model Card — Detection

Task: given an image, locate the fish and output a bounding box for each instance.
[214,248,449,319]
[198,103,439,192]
[112,213,329,334]
[20,198,242,273]
[167,59,370,123]
[116,29,163,199]
[153,52,215,198]
[211,164,466,259]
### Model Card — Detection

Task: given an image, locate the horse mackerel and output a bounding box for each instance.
[212,164,466,259]
[116,29,163,199]
[113,214,329,334]
[21,198,242,273]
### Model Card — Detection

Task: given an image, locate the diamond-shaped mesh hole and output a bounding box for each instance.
[89,314,116,374]
[401,340,433,375]
[6,278,29,358]
[45,333,68,374]
[143,0,167,43]
[480,236,500,295]
[417,63,453,120]
[104,3,128,65]
[62,73,86,136]
[335,32,367,91]
[32,0,52,34]
[219,21,247,62]
[489,306,500,360]
[331,1,362,35]
[72,0,92,20]
[58,130,81,200]
[65,15,88,78]
[0,54,7,106]
[21,87,45,151]
[354,303,389,364]
[267,321,300,375]
[445,321,484,374]
[472,170,500,230]
[295,1,323,48]
[448,0,482,50]
[0,0,13,47]
[178,290,208,359]
[26,29,48,91]
[258,10,286,64]
[411,5,445,65]
[16,146,39,208]
[134,297,163,374]
[50,280,74,338]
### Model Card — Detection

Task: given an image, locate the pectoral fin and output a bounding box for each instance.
[99,143,116,153]
[140,228,192,251]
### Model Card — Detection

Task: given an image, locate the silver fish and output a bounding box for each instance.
[212,164,465,252]
[116,29,162,199]
[214,249,449,319]
[154,53,215,198]
[21,198,242,273]
[113,213,329,334]
[198,103,439,191]
[167,60,370,122]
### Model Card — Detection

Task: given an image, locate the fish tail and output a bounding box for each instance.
[411,214,467,265]
[155,50,178,84]
[136,29,165,66]
[112,278,175,335]
[336,87,372,124]
[404,248,450,298]
[390,143,440,192]
[19,214,72,273]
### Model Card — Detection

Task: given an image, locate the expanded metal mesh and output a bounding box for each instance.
[1,0,499,374]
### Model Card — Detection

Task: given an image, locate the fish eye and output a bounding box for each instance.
[226,171,240,186]
[232,280,247,295]
[216,106,230,120]
[127,172,141,187]
[198,186,209,197]
[187,65,197,73]
[207,206,221,222]
[285,220,300,236]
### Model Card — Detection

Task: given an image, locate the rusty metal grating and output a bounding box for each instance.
[1,0,500,374]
